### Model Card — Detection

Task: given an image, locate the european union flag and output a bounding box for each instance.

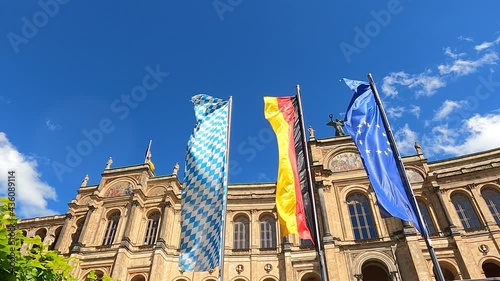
[342,78,422,234]
[179,94,230,271]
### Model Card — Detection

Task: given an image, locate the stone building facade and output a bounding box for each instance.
[17,136,500,281]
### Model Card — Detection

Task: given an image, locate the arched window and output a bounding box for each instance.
[49,226,63,250]
[144,212,161,245]
[451,194,482,230]
[35,228,47,243]
[260,215,276,249]
[85,270,104,281]
[483,261,500,277]
[102,212,120,246]
[361,261,390,281]
[347,193,377,240]
[417,200,437,235]
[233,215,249,249]
[130,275,146,281]
[482,188,500,224]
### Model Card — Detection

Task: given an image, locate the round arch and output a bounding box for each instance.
[34,228,47,241]
[482,258,500,277]
[230,277,250,281]
[352,251,398,276]
[361,261,390,281]
[82,269,107,281]
[300,272,321,281]
[232,212,251,221]
[101,178,137,197]
[478,183,500,193]
[172,277,191,281]
[105,208,122,218]
[147,185,168,197]
[259,277,279,281]
[342,186,371,201]
[259,212,277,220]
[130,274,146,281]
[201,278,218,281]
[434,260,461,281]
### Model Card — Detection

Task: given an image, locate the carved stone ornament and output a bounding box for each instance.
[208,268,215,275]
[236,264,244,274]
[264,263,273,273]
[479,244,489,254]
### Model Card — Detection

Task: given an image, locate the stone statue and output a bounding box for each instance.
[326,114,346,137]
[81,174,89,187]
[334,119,346,137]
[308,126,315,139]
[415,141,423,155]
[105,157,113,169]
[173,162,179,176]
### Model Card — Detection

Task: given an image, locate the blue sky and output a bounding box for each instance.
[1,0,499,218]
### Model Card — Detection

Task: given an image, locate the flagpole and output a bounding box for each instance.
[295,85,329,281]
[367,73,446,281]
[218,96,232,281]
[145,140,152,163]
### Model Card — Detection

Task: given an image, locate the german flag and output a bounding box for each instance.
[264,96,314,242]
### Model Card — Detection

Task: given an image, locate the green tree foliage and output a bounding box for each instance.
[0,198,122,281]
[0,197,77,281]
[86,270,121,281]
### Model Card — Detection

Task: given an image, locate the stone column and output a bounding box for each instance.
[433,185,459,235]
[121,200,140,248]
[317,182,334,243]
[72,205,95,253]
[155,201,171,249]
[54,213,73,252]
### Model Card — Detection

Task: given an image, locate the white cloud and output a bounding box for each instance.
[387,106,405,119]
[0,132,57,218]
[474,35,500,51]
[438,52,499,76]
[458,36,474,42]
[433,100,467,121]
[409,105,421,118]
[395,124,418,155]
[46,119,61,131]
[444,47,465,59]
[381,71,446,97]
[423,113,500,156]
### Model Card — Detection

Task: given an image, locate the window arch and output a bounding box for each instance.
[144,211,161,245]
[35,228,47,242]
[259,214,276,249]
[49,226,63,250]
[451,193,482,230]
[85,270,104,281]
[482,188,500,224]
[417,200,437,235]
[233,215,249,249]
[347,193,377,240]
[102,211,120,245]
[130,275,146,281]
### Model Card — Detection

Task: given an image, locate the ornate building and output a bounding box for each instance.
[18,135,500,281]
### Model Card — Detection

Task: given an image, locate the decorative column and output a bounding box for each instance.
[317,182,334,243]
[121,200,140,248]
[72,205,95,253]
[54,213,73,252]
[433,185,459,235]
[155,201,171,249]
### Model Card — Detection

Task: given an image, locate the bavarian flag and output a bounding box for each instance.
[264,96,314,242]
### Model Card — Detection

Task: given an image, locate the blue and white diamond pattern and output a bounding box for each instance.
[179,94,229,272]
